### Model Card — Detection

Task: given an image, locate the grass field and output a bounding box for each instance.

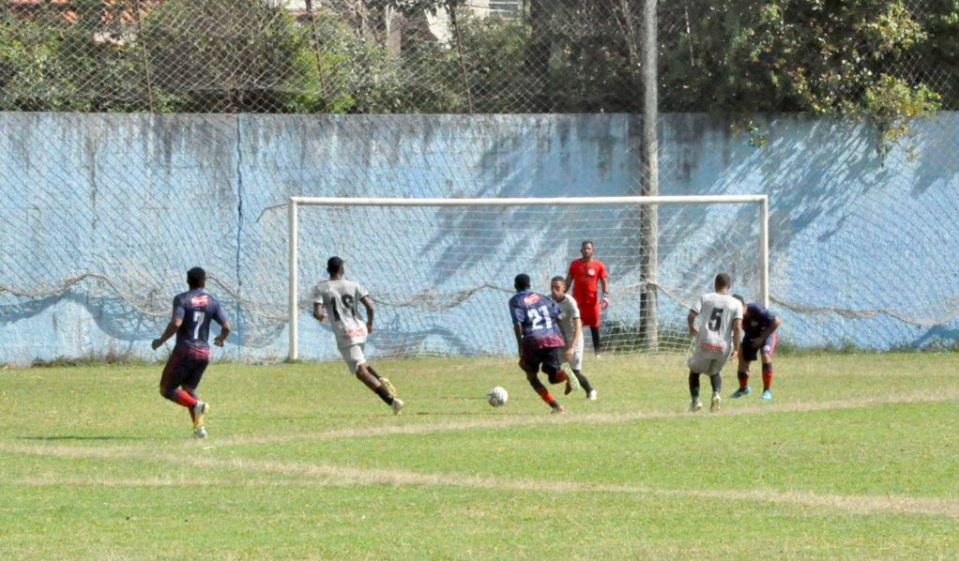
[1,352,957,560]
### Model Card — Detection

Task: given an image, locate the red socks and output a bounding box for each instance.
[534,385,556,407]
[762,363,773,391]
[171,389,198,409]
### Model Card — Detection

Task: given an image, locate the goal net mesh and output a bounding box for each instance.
[283,201,763,360]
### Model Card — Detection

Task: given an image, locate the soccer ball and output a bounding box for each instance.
[487,386,508,407]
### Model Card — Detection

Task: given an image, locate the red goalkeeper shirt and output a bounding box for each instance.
[567,258,607,327]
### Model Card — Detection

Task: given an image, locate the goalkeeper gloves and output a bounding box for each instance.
[601,296,609,310]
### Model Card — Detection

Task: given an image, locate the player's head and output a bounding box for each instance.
[714,273,732,293]
[327,256,344,277]
[187,267,206,289]
[550,275,567,301]
[733,294,747,314]
[580,240,594,259]
[514,273,531,292]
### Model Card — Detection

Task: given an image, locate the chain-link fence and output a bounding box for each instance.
[0,0,957,362]
[2,1,955,113]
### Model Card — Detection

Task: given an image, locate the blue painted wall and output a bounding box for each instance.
[0,113,956,364]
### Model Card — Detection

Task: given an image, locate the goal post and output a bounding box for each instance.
[287,195,769,361]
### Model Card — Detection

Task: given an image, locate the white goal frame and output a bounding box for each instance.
[287,195,769,360]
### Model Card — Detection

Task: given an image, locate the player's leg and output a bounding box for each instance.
[732,339,755,398]
[760,333,777,400]
[527,349,563,413]
[367,365,398,400]
[687,371,703,411]
[181,350,211,436]
[686,353,704,411]
[158,347,199,411]
[708,360,724,412]
[568,338,595,399]
[345,346,403,414]
[589,326,601,355]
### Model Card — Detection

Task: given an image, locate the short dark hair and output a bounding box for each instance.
[327,256,344,276]
[187,267,206,289]
[514,273,531,290]
[550,275,565,285]
[732,294,746,307]
[714,273,731,290]
[581,240,594,248]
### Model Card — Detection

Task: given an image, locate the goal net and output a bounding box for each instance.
[285,196,768,361]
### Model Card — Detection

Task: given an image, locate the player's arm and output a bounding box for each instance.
[687,309,699,337]
[753,313,782,345]
[152,298,183,350]
[152,318,181,349]
[567,317,582,361]
[360,295,374,334]
[213,309,231,347]
[312,302,326,322]
[732,318,743,357]
[513,322,526,366]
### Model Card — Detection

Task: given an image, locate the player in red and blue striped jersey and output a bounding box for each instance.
[509,273,570,414]
[151,267,231,438]
[731,295,781,400]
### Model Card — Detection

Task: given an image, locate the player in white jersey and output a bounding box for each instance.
[313,256,404,415]
[550,276,597,400]
[686,273,743,413]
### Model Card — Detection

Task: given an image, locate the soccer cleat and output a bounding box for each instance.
[689,399,703,412]
[551,404,565,414]
[731,386,752,398]
[391,398,405,415]
[587,389,597,401]
[710,393,721,412]
[193,426,208,439]
[761,389,773,400]
[380,377,397,398]
[192,401,209,429]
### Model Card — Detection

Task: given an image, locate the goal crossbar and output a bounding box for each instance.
[288,195,769,360]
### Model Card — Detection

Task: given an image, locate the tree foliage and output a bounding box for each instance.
[0,0,952,127]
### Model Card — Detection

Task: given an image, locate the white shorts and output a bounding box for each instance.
[687,350,728,375]
[565,336,585,371]
[339,344,367,374]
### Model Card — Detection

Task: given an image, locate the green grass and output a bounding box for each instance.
[1,353,957,560]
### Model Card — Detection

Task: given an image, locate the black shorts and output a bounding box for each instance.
[160,345,211,390]
[741,333,777,362]
[521,346,563,376]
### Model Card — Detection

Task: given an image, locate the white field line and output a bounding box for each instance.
[3,442,958,519]
[209,389,959,447]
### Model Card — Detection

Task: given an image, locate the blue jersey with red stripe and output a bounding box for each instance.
[172,289,228,349]
[743,303,777,339]
[508,290,566,350]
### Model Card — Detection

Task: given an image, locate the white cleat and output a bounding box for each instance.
[710,393,721,412]
[689,399,703,412]
[193,426,208,439]
[587,389,597,401]
[192,401,209,430]
[391,398,405,416]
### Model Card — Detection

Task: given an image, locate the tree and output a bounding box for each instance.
[140,0,328,112]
